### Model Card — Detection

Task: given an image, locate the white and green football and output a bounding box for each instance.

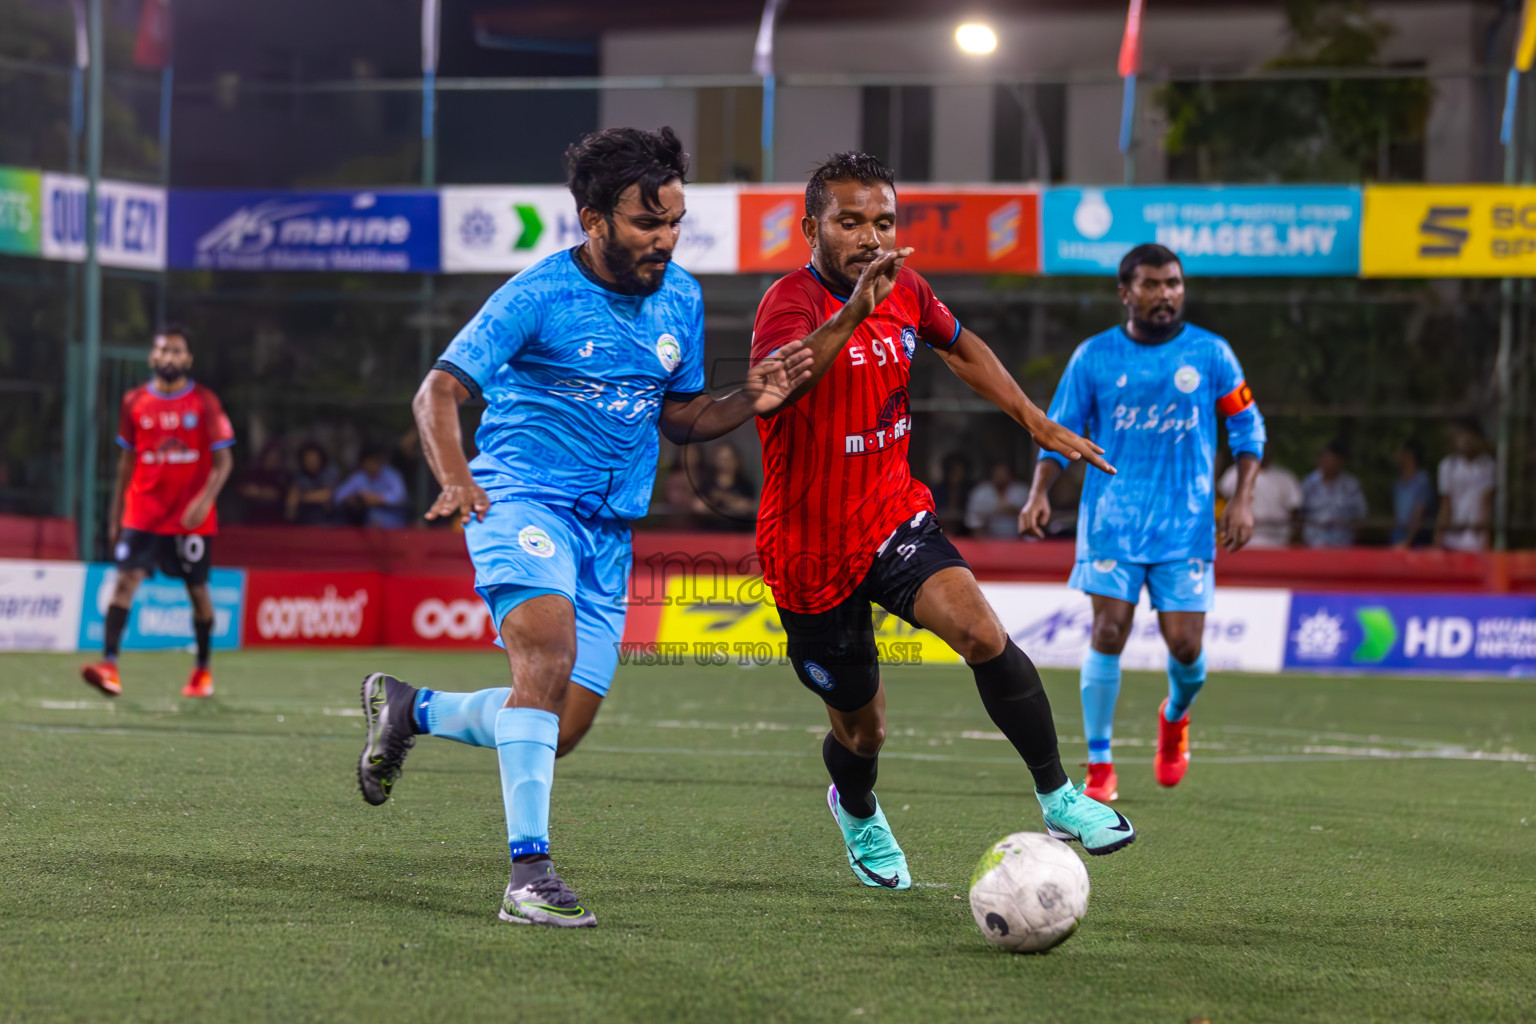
[968,831,1089,952]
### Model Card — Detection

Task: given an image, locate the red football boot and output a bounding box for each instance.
[1083,761,1119,802]
[182,667,214,698]
[81,661,122,697]
[1154,698,1190,788]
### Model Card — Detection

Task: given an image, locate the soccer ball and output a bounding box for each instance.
[968,832,1089,952]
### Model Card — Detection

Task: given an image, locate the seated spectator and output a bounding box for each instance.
[697,442,757,526]
[1300,441,1367,548]
[234,440,290,524]
[931,452,974,536]
[286,442,341,524]
[1390,438,1435,549]
[966,461,1030,539]
[335,447,410,529]
[1435,419,1496,551]
[1219,451,1300,548]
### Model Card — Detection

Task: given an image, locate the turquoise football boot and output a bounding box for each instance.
[827,785,912,890]
[1039,780,1137,856]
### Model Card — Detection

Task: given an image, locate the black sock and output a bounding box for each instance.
[972,640,1069,794]
[823,731,878,818]
[193,618,213,669]
[103,605,129,660]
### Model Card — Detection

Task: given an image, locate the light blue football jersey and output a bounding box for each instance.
[435,248,706,521]
[1040,323,1265,563]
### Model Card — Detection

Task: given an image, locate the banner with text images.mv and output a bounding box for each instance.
[77,564,244,653]
[1042,186,1361,276]
[167,189,439,272]
[440,184,738,274]
[1285,592,1536,675]
[1361,185,1536,277]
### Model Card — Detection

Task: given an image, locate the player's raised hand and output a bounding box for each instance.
[745,339,816,415]
[846,247,914,321]
[1218,495,1255,552]
[1030,419,1116,476]
[426,481,490,525]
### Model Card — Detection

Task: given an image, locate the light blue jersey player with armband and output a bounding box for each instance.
[1023,244,1265,803]
[350,127,812,928]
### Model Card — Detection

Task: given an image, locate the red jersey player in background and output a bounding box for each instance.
[81,326,235,699]
[750,153,1135,892]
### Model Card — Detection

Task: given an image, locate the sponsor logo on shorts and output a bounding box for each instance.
[518,526,557,558]
[1174,365,1201,393]
[1091,559,1118,573]
[804,660,835,690]
[114,542,129,562]
[655,333,682,373]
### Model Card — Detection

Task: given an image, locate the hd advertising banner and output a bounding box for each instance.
[1042,186,1360,276]
[440,183,738,274]
[40,173,167,270]
[1361,185,1536,277]
[1285,592,1536,675]
[168,189,439,272]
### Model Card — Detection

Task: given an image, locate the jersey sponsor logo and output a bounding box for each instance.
[518,525,558,558]
[655,333,681,373]
[803,660,835,690]
[1174,365,1202,393]
[139,414,154,430]
[1116,374,1127,387]
[578,339,594,358]
[848,335,903,367]
[842,388,911,456]
[1111,402,1200,439]
[899,325,917,360]
[139,439,201,466]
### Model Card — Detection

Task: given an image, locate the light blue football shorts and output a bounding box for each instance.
[1068,557,1215,613]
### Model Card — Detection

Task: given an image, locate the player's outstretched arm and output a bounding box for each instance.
[659,340,815,444]
[934,327,1114,476]
[413,368,490,525]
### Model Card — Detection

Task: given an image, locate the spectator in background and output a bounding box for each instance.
[1300,441,1367,548]
[931,452,974,536]
[1435,419,1496,551]
[286,442,340,524]
[697,442,757,525]
[966,461,1030,539]
[1390,438,1435,549]
[1219,451,1300,548]
[233,440,291,524]
[335,447,409,529]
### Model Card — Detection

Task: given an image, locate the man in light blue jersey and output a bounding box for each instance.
[353,127,812,928]
[1023,244,1264,802]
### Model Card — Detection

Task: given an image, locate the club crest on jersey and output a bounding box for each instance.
[655,334,682,373]
[803,661,835,690]
[899,325,917,360]
[518,526,557,558]
[1174,366,1201,394]
[182,412,198,429]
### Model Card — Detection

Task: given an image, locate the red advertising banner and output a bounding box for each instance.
[382,574,495,648]
[736,187,1040,275]
[243,570,383,646]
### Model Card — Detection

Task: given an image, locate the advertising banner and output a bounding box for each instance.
[0,167,42,257]
[737,187,1041,275]
[78,564,244,652]
[243,570,383,647]
[167,189,439,272]
[0,559,86,651]
[1361,185,1536,277]
[440,184,738,274]
[40,173,167,270]
[382,574,495,648]
[649,577,1289,673]
[1285,592,1536,675]
[1042,186,1360,276]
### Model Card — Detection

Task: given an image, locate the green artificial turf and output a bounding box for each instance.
[2,651,1534,1023]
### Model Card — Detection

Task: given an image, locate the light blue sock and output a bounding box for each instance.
[1165,650,1207,721]
[1080,649,1122,765]
[495,707,559,860]
[416,687,510,748]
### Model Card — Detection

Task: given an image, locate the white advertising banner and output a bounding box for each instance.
[440,183,738,275]
[986,583,1292,674]
[40,173,167,270]
[0,559,87,652]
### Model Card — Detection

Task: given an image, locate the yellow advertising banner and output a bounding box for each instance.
[646,575,958,668]
[1362,185,1536,276]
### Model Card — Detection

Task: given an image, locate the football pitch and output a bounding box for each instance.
[2,651,1533,1024]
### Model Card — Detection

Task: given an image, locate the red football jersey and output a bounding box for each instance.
[116,381,235,535]
[751,265,961,613]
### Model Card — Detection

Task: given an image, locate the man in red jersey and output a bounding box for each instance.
[751,153,1135,889]
[81,326,235,699]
